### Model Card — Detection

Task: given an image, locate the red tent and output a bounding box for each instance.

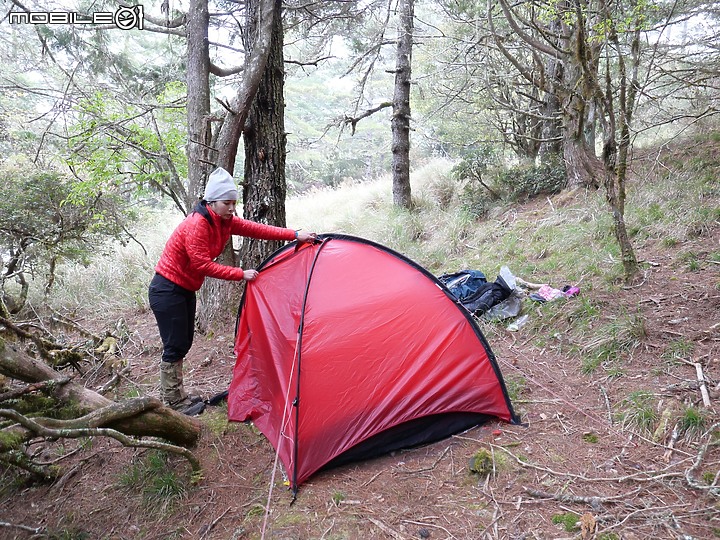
[228,234,517,492]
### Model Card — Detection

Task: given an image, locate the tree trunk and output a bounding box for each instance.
[560,59,602,189]
[602,137,638,280]
[195,0,278,330]
[0,338,201,447]
[599,16,639,282]
[242,0,288,269]
[563,133,603,189]
[185,0,212,212]
[214,0,277,173]
[391,0,414,209]
[538,20,563,162]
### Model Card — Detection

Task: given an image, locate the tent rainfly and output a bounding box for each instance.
[228,234,519,493]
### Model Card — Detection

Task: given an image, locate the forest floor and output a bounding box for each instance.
[1,197,719,540]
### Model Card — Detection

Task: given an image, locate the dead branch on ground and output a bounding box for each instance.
[0,405,201,476]
[0,337,201,447]
[0,521,45,536]
[492,438,719,499]
[684,421,720,496]
[0,377,71,402]
[522,486,643,510]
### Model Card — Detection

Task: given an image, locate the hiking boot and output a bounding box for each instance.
[160,360,202,409]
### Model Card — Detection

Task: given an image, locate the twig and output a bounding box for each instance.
[478,487,502,538]
[48,308,102,341]
[600,503,694,533]
[343,102,393,135]
[0,377,71,402]
[401,519,456,539]
[48,461,83,494]
[400,445,452,474]
[556,412,571,434]
[491,443,688,485]
[367,516,407,540]
[599,386,613,425]
[361,470,383,487]
[0,314,63,355]
[35,443,84,466]
[95,364,133,395]
[319,518,335,540]
[0,521,45,535]
[198,507,231,540]
[694,362,712,407]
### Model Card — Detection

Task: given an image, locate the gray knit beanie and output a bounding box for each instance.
[204,167,238,202]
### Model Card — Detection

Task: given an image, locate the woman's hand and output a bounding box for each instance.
[243,269,259,281]
[297,231,317,243]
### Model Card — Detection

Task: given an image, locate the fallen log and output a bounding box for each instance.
[0,406,201,475]
[0,337,200,447]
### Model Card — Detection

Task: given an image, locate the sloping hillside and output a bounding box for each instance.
[1,139,718,539]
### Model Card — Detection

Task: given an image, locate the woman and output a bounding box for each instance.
[148,167,316,413]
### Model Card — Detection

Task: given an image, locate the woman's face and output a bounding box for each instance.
[209,200,237,220]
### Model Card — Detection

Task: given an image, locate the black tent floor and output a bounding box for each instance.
[322,412,494,472]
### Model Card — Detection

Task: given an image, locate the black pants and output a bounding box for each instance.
[148,273,196,363]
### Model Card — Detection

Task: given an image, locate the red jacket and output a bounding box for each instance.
[155,207,296,292]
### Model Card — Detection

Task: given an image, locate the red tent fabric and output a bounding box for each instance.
[228,234,517,491]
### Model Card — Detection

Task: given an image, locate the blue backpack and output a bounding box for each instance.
[438,270,512,315]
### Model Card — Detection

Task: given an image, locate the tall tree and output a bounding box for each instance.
[338,0,417,208]
[487,0,641,276]
[592,0,642,279]
[242,0,289,269]
[391,0,414,209]
[185,0,213,209]
[142,0,282,327]
[489,0,604,189]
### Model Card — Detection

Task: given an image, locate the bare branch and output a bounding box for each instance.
[343,102,392,135]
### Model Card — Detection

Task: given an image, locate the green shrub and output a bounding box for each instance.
[494,157,566,201]
[117,451,187,514]
[616,391,658,435]
[551,512,580,532]
[679,406,708,438]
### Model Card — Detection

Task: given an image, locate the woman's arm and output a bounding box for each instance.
[230,217,297,241]
[185,219,246,281]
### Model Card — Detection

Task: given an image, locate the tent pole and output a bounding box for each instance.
[291,238,330,493]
